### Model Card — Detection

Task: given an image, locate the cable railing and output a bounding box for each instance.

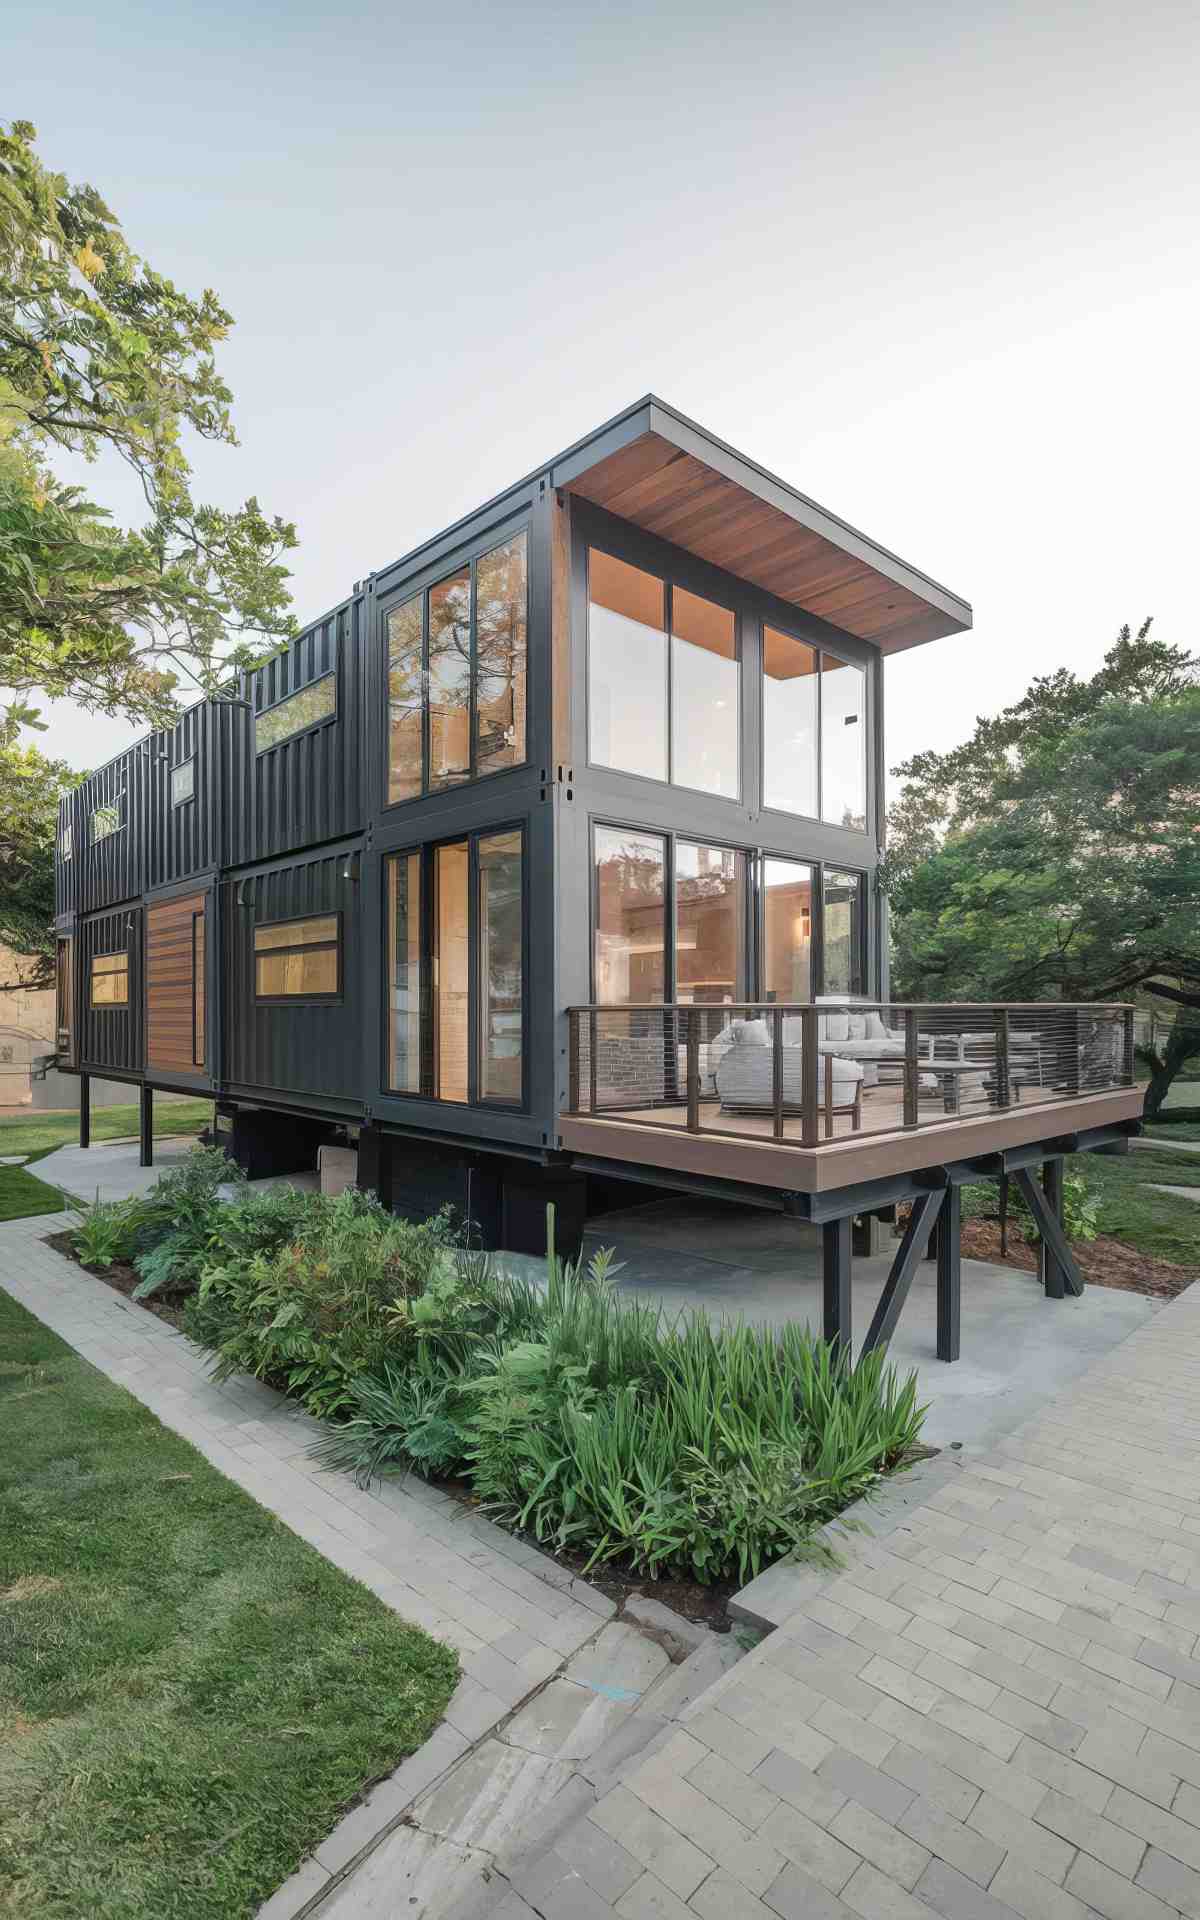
[565,1000,1136,1148]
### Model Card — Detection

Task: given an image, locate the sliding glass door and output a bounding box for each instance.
[385,828,525,1106]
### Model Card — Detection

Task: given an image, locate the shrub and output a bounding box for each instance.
[962,1167,1100,1245]
[71,1193,147,1269]
[130,1145,247,1298]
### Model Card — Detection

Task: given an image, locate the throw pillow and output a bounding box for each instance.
[865,1011,888,1039]
[820,1012,850,1043]
[730,1018,770,1047]
[847,1014,868,1040]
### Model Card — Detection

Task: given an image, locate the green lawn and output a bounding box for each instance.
[0,1290,458,1920]
[0,1162,67,1221]
[1146,1120,1200,1143]
[1070,1142,1200,1269]
[0,1097,214,1160]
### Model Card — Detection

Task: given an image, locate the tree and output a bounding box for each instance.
[881,622,1200,1115]
[0,118,296,729]
[0,703,79,989]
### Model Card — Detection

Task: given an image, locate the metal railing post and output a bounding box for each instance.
[568,1011,580,1114]
[772,1006,784,1141]
[1122,1006,1135,1086]
[588,1009,598,1114]
[686,1008,700,1133]
[800,1006,819,1147]
[903,1009,919,1128]
[994,1008,1010,1109]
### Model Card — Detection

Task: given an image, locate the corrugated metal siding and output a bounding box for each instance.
[79,907,144,1074]
[146,703,216,889]
[225,597,366,867]
[222,847,362,1108]
[77,749,148,913]
[56,789,80,917]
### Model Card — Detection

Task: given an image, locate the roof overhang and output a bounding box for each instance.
[551,397,971,653]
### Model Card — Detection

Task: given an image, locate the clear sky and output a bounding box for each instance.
[12,0,1199,792]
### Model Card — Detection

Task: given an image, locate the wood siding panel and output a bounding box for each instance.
[146,892,207,1074]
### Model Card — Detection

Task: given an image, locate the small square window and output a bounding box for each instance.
[91,950,129,1007]
[90,804,120,845]
[253,914,341,1000]
[171,759,195,806]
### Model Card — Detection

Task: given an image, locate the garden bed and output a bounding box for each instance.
[959,1217,1196,1301]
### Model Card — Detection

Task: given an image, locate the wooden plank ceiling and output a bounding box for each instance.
[564,431,963,653]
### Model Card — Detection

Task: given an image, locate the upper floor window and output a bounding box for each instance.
[587,551,739,798]
[762,628,866,831]
[90,949,129,1007]
[60,822,73,861]
[171,758,195,806]
[255,672,337,754]
[90,803,120,845]
[387,529,528,804]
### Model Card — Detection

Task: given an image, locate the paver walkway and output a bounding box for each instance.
[0,1211,614,1915]
[460,1277,1200,1920]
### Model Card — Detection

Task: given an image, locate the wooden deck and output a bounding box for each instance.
[558,1083,1145,1194]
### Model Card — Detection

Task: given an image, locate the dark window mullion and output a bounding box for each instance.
[468,559,479,781]
[665,582,673,787]
[421,590,431,797]
[814,865,826,998]
[467,832,480,1107]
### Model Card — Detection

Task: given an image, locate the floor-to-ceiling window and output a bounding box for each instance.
[385,828,525,1106]
[823,868,866,996]
[588,551,739,798]
[762,625,866,830]
[675,842,746,1004]
[594,826,666,1004]
[761,858,813,1003]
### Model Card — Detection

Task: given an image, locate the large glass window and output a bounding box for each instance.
[823,869,865,996]
[762,630,867,829]
[588,550,739,797]
[821,655,866,830]
[594,827,666,1004]
[762,858,813,1002]
[387,852,423,1094]
[434,843,470,1102]
[671,590,738,797]
[387,530,528,804]
[255,673,336,754]
[254,915,340,1000]
[90,949,129,1007]
[385,829,525,1106]
[675,843,746,1004]
[762,628,818,818]
[588,552,667,781]
[478,831,523,1103]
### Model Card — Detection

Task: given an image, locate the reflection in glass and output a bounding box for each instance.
[762,627,818,817]
[427,568,472,790]
[434,841,470,1100]
[255,674,336,753]
[821,655,866,830]
[387,853,423,1094]
[588,551,667,780]
[253,915,340,998]
[387,594,423,803]
[824,869,865,996]
[476,535,527,778]
[594,826,666,1005]
[90,950,129,1007]
[671,589,738,796]
[478,831,523,1103]
[675,843,746,1003]
[762,859,813,1002]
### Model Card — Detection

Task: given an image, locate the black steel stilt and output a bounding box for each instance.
[1014,1164,1084,1296]
[822,1216,853,1353]
[862,1190,945,1354]
[936,1184,962,1362]
[79,1072,90,1150]
[1039,1157,1066,1298]
[139,1083,153,1168]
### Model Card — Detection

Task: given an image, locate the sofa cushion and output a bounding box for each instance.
[819,1012,850,1043]
[716,1044,862,1110]
[865,1011,889,1040]
[728,1017,770,1047]
[847,1013,868,1040]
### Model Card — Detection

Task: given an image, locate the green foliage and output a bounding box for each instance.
[71,1192,144,1268]
[0,119,297,728]
[0,705,79,987]
[881,621,1200,1110]
[963,1167,1100,1245]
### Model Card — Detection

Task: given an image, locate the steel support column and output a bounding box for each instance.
[822,1216,852,1352]
[862,1190,944,1355]
[1014,1165,1084,1297]
[139,1083,153,1169]
[79,1072,90,1150]
[936,1184,962,1362]
[1039,1157,1066,1299]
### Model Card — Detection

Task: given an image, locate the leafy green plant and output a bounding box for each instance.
[130,1145,247,1298]
[71,1193,146,1269]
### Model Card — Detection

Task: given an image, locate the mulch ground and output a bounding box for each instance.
[45,1230,186,1328]
[960,1217,1196,1301]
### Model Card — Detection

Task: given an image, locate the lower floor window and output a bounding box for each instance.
[593,826,866,1005]
[254,914,340,1000]
[91,949,128,1007]
[386,827,524,1106]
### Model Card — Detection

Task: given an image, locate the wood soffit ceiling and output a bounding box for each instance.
[564,430,970,654]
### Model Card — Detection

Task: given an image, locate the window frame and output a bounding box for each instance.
[589,819,871,1005]
[382,522,531,809]
[254,670,338,757]
[171,757,196,808]
[759,620,869,835]
[252,910,343,1005]
[585,545,742,802]
[60,822,73,862]
[382,821,528,1110]
[90,947,130,1010]
[90,802,121,846]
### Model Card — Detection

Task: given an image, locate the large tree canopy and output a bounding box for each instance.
[881,622,1200,1111]
[0,706,78,988]
[0,118,296,728]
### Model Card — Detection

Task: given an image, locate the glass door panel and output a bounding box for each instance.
[594,826,666,1004]
[762,858,813,1002]
[434,841,469,1100]
[387,852,424,1093]
[675,843,746,1004]
[478,831,523,1103]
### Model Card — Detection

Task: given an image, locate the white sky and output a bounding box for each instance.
[13,0,1200,792]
